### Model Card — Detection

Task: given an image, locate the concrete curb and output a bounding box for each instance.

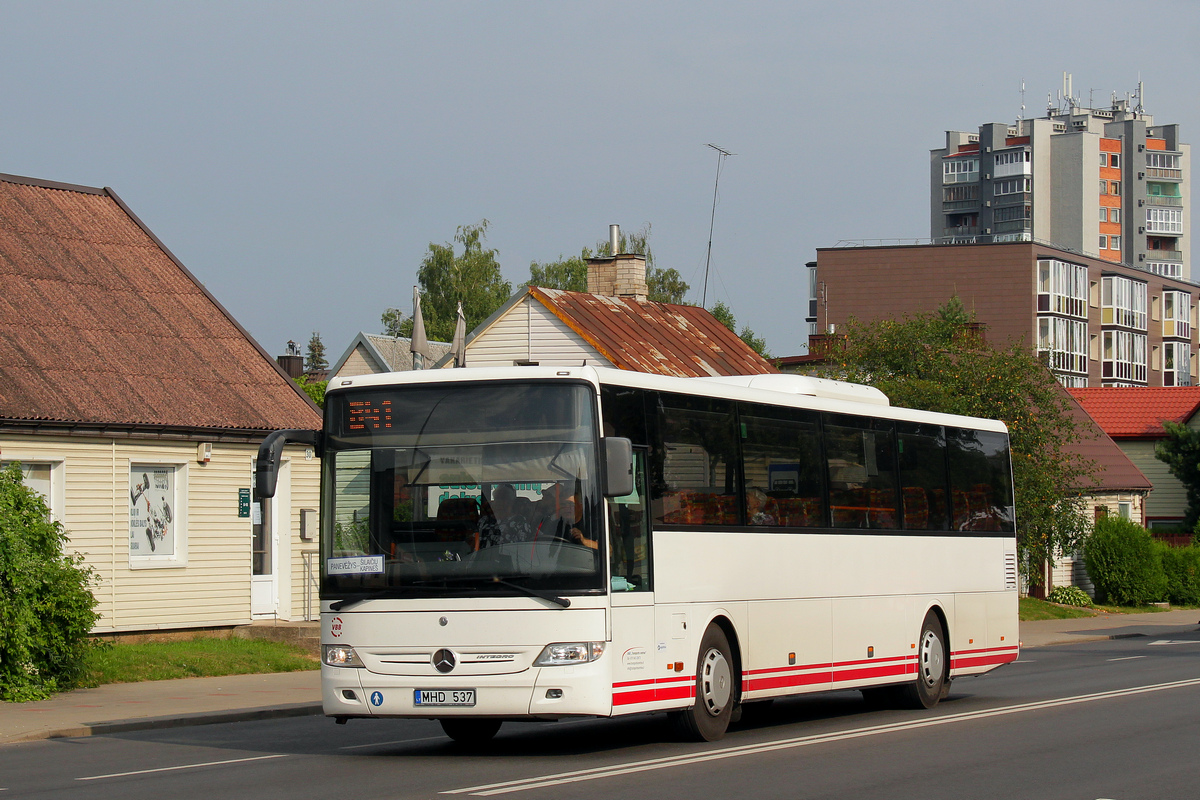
[3,702,323,745]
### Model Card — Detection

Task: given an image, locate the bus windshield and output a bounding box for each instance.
[321,382,603,598]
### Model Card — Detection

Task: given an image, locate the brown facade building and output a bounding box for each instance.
[811,240,1198,388]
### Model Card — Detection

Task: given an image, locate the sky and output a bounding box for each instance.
[3,1,1198,362]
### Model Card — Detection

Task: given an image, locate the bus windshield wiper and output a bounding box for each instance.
[411,575,570,608]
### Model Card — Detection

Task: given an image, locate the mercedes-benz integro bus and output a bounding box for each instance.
[256,366,1018,743]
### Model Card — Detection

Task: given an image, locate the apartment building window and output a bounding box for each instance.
[1164,342,1192,387]
[994,150,1030,166]
[1038,316,1088,377]
[1147,261,1184,279]
[943,184,979,202]
[943,158,979,183]
[994,177,1031,195]
[1110,153,1120,168]
[1099,180,1108,195]
[1110,236,1121,251]
[1101,275,1148,330]
[1099,153,1107,167]
[1110,208,1121,223]
[1099,207,1108,222]
[1110,181,1121,196]
[1102,330,1148,384]
[995,205,1031,223]
[1147,153,1182,170]
[1163,291,1193,340]
[1146,208,1184,235]
[1099,235,1108,250]
[1036,259,1088,319]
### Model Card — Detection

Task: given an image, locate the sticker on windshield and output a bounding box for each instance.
[327,555,385,575]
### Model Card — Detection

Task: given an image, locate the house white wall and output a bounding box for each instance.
[464,299,612,368]
[1,433,319,632]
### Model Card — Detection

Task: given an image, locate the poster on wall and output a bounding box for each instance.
[130,466,175,556]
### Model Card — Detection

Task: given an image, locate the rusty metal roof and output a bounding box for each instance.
[529,287,777,378]
[0,173,321,432]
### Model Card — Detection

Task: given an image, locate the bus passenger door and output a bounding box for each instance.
[608,450,656,710]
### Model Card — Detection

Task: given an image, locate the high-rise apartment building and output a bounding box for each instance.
[930,81,1190,281]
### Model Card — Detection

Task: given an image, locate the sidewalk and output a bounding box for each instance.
[3,609,1199,746]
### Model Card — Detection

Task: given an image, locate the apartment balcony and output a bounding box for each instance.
[1144,196,1183,207]
[1144,168,1182,181]
[942,200,980,212]
[943,226,979,238]
[943,173,979,185]
[1148,250,1183,262]
[994,220,1031,234]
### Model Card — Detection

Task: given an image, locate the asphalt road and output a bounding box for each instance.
[4,630,1200,799]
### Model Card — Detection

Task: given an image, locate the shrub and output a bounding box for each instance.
[1046,585,1093,607]
[1083,516,1167,606]
[0,463,100,701]
[1159,543,1200,606]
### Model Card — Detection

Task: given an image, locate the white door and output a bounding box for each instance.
[251,460,287,617]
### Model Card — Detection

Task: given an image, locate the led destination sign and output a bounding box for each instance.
[346,398,393,432]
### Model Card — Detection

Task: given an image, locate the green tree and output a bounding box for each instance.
[305,331,327,371]
[1154,420,1200,532]
[831,303,1095,586]
[527,253,588,292]
[708,300,771,358]
[417,220,512,342]
[295,375,328,408]
[380,308,414,338]
[1,463,99,701]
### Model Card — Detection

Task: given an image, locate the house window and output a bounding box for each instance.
[1118,502,1131,519]
[129,462,188,568]
[1036,259,1088,319]
[1163,291,1192,339]
[1164,342,1192,387]
[1102,329,1148,384]
[1,460,58,519]
[1038,316,1088,377]
[1101,275,1148,330]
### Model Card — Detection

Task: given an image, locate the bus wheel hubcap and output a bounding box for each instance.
[700,648,732,716]
[919,630,943,687]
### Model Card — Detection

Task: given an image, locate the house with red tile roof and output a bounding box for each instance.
[429,252,777,377]
[0,173,322,632]
[1069,387,1200,528]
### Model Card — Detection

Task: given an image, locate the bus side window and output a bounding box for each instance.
[654,397,739,526]
[741,406,826,528]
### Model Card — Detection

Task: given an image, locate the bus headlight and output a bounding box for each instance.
[533,642,605,666]
[323,644,364,668]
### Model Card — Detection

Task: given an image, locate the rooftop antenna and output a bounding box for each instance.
[1019,79,1026,121]
[1134,77,1145,116]
[702,143,733,308]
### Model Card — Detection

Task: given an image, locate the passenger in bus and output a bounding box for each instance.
[746,487,778,526]
[476,484,535,548]
[556,498,596,549]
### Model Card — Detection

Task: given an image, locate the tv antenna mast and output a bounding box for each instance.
[702,143,733,308]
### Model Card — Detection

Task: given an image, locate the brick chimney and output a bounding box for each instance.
[586,224,648,301]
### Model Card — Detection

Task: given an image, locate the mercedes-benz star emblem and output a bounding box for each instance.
[433,648,456,673]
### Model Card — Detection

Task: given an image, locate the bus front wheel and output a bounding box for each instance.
[440,718,502,745]
[899,611,948,709]
[670,624,736,742]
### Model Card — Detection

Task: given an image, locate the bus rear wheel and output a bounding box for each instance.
[670,624,736,742]
[899,611,948,709]
[440,718,502,745]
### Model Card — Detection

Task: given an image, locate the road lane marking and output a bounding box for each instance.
[1149,640,1199,646]
[1108,656,1145,662]
[443,676,1200,796]
[77,754,288,781]
[340,736,444,750]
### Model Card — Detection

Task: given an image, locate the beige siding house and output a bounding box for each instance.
[331,332,454,378]
[0,173,323,633]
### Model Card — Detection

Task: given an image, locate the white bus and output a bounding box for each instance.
[256,366,1019,743]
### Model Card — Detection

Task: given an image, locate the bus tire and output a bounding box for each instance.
[899,611,948,709]
[670,624,736,742]
[440,718,502,745]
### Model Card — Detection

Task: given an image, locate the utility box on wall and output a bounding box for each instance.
[300,508,317,541]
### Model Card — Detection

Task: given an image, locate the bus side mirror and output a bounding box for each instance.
[256,429,320,498]
[603,437,634,498]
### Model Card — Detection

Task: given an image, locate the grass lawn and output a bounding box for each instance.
[82,637,318,687]
[1019,597,1179,621]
